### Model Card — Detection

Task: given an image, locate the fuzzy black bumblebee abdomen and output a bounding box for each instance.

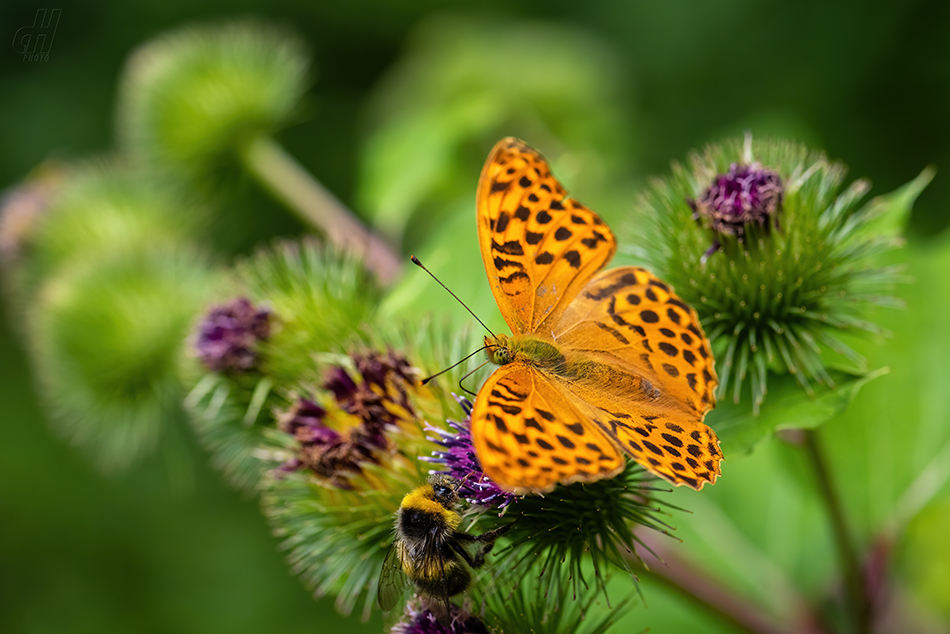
[413,562,471,598]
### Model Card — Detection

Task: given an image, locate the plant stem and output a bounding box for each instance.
[632,533,830,634]
[240,135,403,283]
[803,428,870,634]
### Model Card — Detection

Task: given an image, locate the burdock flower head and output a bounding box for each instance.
[194,297,271,372]
[278,349,419,486]
[259,344,452,619]
[688,161,783,257]
[626,134,932,413]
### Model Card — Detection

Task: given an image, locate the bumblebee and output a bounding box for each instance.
[378,474,510,614]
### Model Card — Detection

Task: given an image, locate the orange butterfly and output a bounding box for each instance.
[471,138,723,494]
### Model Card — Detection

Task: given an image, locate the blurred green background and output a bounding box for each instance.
[2,2,950,633]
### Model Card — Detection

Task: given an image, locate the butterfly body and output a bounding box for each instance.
[486,332,662,401]
[471,138,723,494]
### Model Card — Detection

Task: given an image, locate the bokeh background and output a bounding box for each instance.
[2,2,949,633]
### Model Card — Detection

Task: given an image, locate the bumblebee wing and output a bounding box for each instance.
[377,540,408,612]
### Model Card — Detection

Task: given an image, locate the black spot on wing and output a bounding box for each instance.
[583,272,638,301]
[493,256,522,271]
[495,212,510,233]
[537,409,555,421]
[595,321,630,345]
[492,239,524,255]
[499,270,530,285]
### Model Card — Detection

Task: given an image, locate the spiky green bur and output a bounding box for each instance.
[477,564,634,634]
[2,161,206,309]
[0,156,221,471]
[29,245,218,469]
[480,463,672,608]
[183,240,382,490]
[624,137,931,413]
[117,21,309,189]
[240,240,382,385]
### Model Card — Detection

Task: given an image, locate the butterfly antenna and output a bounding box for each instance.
[410,256,496,337]
[419,346,488,386]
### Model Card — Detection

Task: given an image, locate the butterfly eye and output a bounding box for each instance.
[495,348,510,364]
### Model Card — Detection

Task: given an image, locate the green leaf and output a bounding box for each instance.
[855,166,935,238]
[357,15,632,245]
[710,366,890,457]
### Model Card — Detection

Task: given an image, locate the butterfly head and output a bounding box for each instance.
[484,334,513,366]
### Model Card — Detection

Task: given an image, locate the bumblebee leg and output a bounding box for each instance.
[475,523,513,542]
[455,523,512,544]
[455,524,513,567]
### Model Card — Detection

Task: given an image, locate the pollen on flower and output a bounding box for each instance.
[689,162,783,256]
[424,396,517,511]
[194,297,271,372]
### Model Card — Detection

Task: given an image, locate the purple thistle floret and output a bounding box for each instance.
[195,297,271,372]
[688,162,783,258]
[392,601,488,634]
[323,366,358,402]
[280,350,420,486]
[423,396,517,511]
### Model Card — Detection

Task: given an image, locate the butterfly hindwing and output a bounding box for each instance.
[555,266,718,416]
[471,363,625,494]
[477,138,617,336]
[552,375,723,490]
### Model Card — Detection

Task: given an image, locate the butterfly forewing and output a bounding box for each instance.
[556,267,719,415]
[477,138,617,336]
[470,364,625,493]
